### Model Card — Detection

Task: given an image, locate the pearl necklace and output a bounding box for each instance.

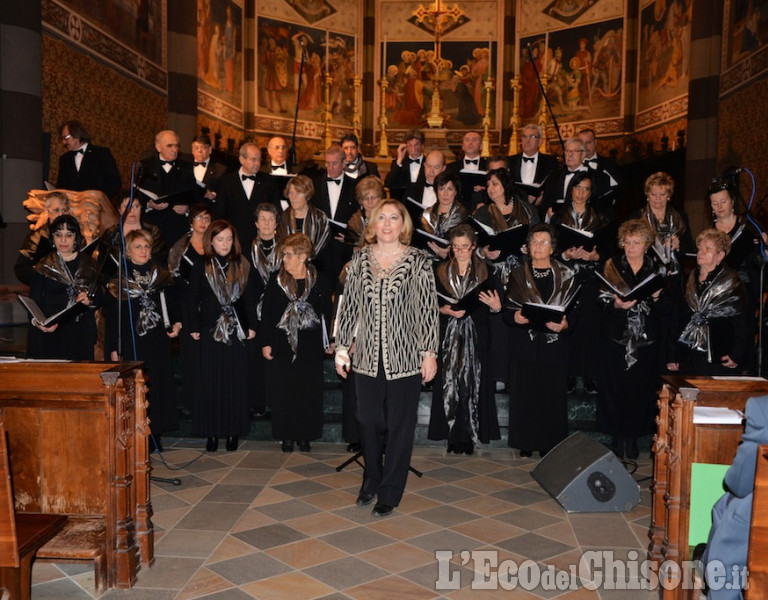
[375,243,403,258]
[532,267,551,279]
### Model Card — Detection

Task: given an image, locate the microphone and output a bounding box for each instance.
[723,166,744,175]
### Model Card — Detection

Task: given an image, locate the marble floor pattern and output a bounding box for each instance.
[30,440,660,600]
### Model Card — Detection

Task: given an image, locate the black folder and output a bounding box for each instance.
[436,277,495,314]
[134,186,197,208]
[17,295,88,327]
[555,223,607,252]
[594,271,665,303]
[471,219,528,256]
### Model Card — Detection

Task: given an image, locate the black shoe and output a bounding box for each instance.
[356,491,376,506]
[585,380,599,394]
[446,443,458,454]
[281,440,294,452]
[626,437,639,460]
[347,443,361,453]
[520,449,533,458]
[611,437,624,458]
[463,443,475,455]
[371,502,394,517]
[206,436,218,452]
[226,436,238,452]
[566,377,577,394]
[298,440,311,452]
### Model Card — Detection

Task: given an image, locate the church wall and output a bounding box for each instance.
[41,0,169,192]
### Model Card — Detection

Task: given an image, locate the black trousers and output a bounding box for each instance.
[355,368,422,507]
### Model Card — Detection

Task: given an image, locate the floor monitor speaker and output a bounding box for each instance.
[531,432,640,512]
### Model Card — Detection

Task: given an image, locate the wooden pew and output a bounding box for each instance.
[0,361,152,590]
[746,445,768,599]
[0,409,67,600]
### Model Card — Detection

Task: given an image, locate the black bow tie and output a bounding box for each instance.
[567,169,580,175]
[424,182,433,188]
[584,160,596,168]
[75,148,85,154]
[326,177,341,185]
[408,157,422,165]
[241,174,257,181]
[522,156,535,163]
[194,161,206,167]
[160,160,174,167]
[465,158,479,165]
[271,164,286,171]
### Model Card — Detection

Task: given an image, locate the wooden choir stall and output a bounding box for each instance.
[649,375,768,599]
[0,361,153,591]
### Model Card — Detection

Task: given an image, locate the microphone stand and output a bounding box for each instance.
[288,39,307,170]
[526,43,565,151]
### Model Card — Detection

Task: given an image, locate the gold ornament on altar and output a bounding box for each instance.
[411,1,466,128]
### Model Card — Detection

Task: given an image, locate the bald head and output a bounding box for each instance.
[424,150,446,183]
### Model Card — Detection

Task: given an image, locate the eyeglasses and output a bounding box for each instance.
[564,149,584,154]
[522,134,540,140]
[48,207,69,215]
[193,214,212,221]
[529,239,551,246]
[61,134,72,142]
[282,251,300,258]
[451,244,473,251]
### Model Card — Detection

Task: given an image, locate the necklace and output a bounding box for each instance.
[375,243,403,258]
[532,267,551,279]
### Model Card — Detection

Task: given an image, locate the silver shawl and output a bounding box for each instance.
[205,257,248,345]
[276,265,320,362]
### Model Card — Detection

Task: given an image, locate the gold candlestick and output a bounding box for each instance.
[322,72,334,151]
[352,75,362,141]
[537,74,550,153]
[481,77,495,157]
[508,76,520,156]
[378,77,390,157]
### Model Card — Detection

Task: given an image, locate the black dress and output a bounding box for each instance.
[503,260,578,453]
[105,261,179,436]
[260,268,332,442]
[596,255,671,439]
[428,256,500,449]
[186,256,258,438]
[249,237,281,413]
[473,201,539,384]
[27,252,99,360]
[551,202,610,382]
[168,234,206,415]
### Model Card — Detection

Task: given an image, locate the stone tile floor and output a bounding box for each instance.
[30,440,662,599]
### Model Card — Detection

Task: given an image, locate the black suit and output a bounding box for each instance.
[312,171,358,284]
[507,152,559,187]
[345,159,380,180]
[445,157,489,211]
[583,154,623,217]
[385,158,425,200]
[137,155,197,246]
[541,166,610,220]
[194,160,228,206]
[56,144,121,200]
[215,171,280,251]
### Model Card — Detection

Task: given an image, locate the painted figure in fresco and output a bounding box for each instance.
[547,46,568,110]
[197,0,211,79]
[591,30,621,96]
[262,36,288,113]
[565,57,582,111]
[299,51,323,111]
[224,5,236,94]
[204,23,224,89]
[655,26,683,89]
[519,43,543,119]
[452,65,481,126]
[471,47,490,115]
[574,37,592,107]
[291,31,311,94]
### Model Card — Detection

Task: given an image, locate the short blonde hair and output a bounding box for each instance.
[125,228,153,249]
[355,176,385,206]
[644,171,675,197]
[286,174,314,198]
[696,228,731,256]
[617,219,654,249]
[363,200,413,245]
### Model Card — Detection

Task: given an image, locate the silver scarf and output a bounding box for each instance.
[276,265,320,361]
[205,258,247,345]
[679,266,745,362]
[438,257,485,443]
[598,257,655,369]
[114,266,170,337]
[36,251,96,305]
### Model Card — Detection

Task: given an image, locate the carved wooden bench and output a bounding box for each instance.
[0,410,67,600]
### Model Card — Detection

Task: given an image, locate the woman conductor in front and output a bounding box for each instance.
[334,199,439,517]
